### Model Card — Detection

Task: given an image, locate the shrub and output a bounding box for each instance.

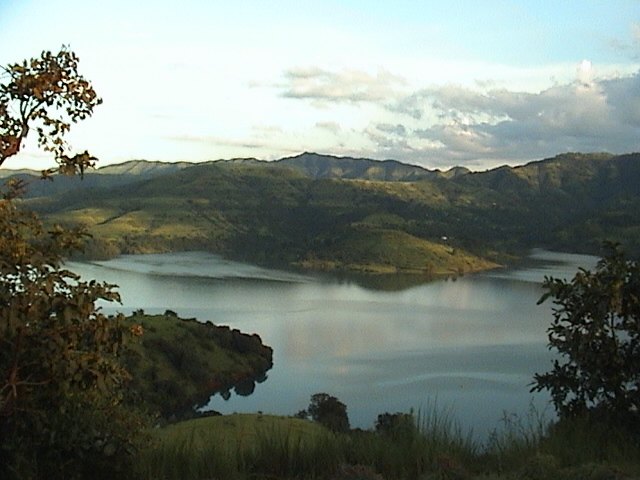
[306,393,350,433]
[532,243,640,426]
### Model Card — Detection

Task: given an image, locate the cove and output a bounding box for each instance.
[66,249,597,436]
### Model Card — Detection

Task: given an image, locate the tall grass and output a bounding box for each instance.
[244,423,342,478]
[484,403,551,472]
[135,407,640,480]
[136,423,240,480]
[135,414,342,480]
[340,404,478,479]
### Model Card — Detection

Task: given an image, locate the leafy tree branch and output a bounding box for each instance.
[0,46,101,174]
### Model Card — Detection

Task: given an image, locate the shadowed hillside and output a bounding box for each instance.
[11,151,640,272]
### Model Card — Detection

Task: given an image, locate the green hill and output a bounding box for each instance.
[16,151,640,272]
[123,312,273,418]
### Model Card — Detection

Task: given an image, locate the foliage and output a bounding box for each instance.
[0,49,146,480]
[135,407,640,480]
[0,180,147,479]
[304,392,350,433]
[123,313,273,417]
[374,411,415,438]
[0,46,101,172]
[531,243,640,424]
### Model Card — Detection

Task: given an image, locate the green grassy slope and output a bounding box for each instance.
[26,152,640,272]
[123,313,273,417]
[138,411,640,480]
[33,163,497,273]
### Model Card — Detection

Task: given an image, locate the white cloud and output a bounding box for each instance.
[577,60,594,87]
[393,69,640,165]
[315,121,342,134]
[280,67,408,104]
[199,62,640,170]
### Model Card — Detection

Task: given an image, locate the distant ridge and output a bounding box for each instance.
[271,152,467,181]
[0,152,470,181]
[0,168,41,178]
[94,159,203,175]
[14,150,640,273]
[0,152,470,197]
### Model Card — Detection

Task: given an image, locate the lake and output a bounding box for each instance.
[66,249,598,437]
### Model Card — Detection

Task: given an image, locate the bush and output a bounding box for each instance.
[306,393,350,433]
[532,243,640,426]
[0,48,147,479]
[0,184,148,479]
[374,412,415,438]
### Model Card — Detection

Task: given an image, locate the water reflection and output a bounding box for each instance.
[66,250,596,436]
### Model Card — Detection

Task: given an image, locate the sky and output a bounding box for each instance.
[1,0,640,171]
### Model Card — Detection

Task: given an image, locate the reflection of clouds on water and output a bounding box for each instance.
[377,372,528,392]
[483,249,598,284]
[275,275,550,362]
[79,251,314,283]
[66,250,586,434]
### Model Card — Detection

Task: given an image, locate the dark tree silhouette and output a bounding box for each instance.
[532,243,640,425]
[306,393,350,432]
[0,48,147,480]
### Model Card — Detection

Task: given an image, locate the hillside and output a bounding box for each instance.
[14,151,640,273]
[1,152,464,198]
[272,152,470,180]
[124,311,273,418]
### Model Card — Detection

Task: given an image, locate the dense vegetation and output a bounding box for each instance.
[532,243,640,425]
[11,151,639,276]
[0,47,273,480]
[0,47,143,480]
[124,311,273,418]
[137,404,640,480]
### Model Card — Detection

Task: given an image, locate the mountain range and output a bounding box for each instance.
[5,151,639,275]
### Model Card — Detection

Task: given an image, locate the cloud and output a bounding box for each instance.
[577,60,594,87]
[167,134,271,152]
[365,125,412,155]
[164,64,640,170]
[609,23,640,60]
[380,69,640,164]
[315,121,341,134]
[376,123,407,136]
[280,67,407,104]
[600,73,640,127]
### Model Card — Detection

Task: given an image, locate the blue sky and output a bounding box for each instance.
[1,0,640,170]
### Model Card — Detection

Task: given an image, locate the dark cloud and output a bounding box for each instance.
[383,71,640,165]
[376,123,407,136]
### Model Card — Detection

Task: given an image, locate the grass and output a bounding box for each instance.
[137,414,341,480]
[122,313,273,416]
[134,405,640,480]
[297,226,499,275]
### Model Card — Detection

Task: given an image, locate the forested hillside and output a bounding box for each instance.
[12,151,640,273]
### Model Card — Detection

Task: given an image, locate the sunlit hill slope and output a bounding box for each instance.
[11,151,640,274]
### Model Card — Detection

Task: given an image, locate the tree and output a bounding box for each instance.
[374,411,415,438]
[531,243,640,424]
[0,46,101,173]
[0,48,146,480]
[305,393,350,432]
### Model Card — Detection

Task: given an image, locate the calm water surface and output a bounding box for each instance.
[67,249,597,436]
